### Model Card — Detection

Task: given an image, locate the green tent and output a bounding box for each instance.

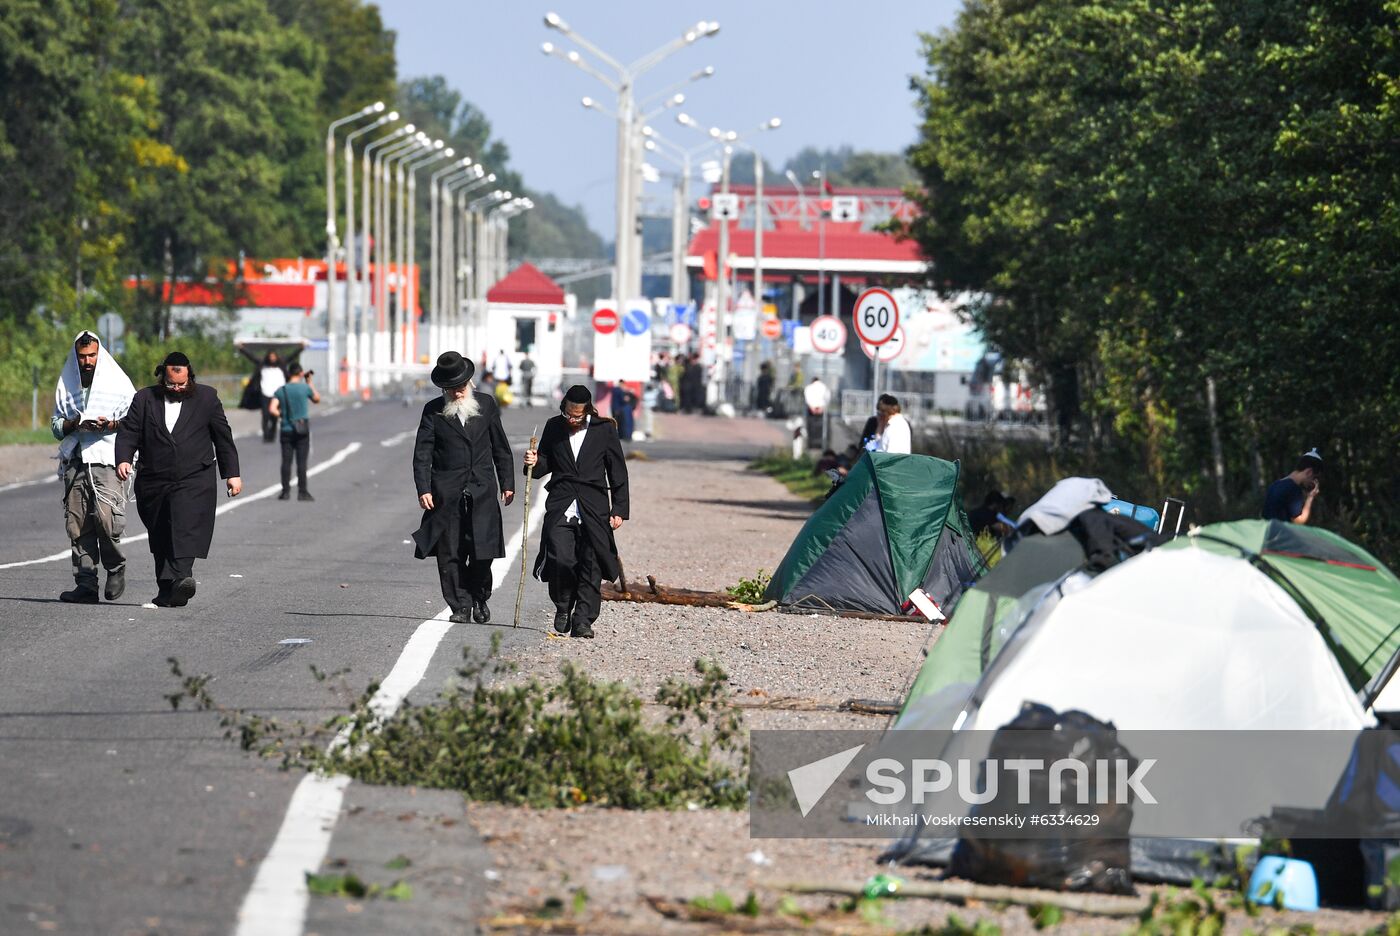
[764,452,980,616]
[1163,519,1400,694]
[896,532,1086,726]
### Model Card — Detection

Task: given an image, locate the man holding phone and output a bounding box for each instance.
[52,330,137,603]
[1262,447,1323,525]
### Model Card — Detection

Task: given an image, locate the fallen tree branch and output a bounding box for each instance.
[778,880,1150,918]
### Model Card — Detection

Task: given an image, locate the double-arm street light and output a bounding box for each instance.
[676,114,781,389]
[404,144,456,363]
[441,169,494,353]
[641,128,724,306]
[325,101,386,394]
[344,110,399,385]
[379,133,432,367]
[357,123,416,389]
[542,12,719,301]
[430,159,475,357]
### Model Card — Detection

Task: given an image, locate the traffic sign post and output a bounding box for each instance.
[852,288,900,414]
[860,325,905,363]
[761,317,783,340]
[592,306,620,335]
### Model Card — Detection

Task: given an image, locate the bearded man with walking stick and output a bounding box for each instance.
[411,352,515,625]
[522,385,629,639]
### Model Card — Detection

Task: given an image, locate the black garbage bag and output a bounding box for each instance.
[949,702,1136,894]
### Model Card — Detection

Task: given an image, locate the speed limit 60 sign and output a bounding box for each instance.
[852,287,899,345]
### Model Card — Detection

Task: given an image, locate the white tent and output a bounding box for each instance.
[955,548,1371,732]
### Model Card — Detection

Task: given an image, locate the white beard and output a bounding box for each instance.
[442,389,480,423]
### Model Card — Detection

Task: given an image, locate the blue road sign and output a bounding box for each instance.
[781,320,798,347]
[622,308,650,336]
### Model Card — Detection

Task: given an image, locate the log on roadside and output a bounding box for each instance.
[779,880,1150,918]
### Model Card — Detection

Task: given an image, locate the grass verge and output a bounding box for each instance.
[0,427,54,446]
[749,450,832,502]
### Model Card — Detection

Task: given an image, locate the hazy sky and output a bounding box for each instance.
[377,1,963,240]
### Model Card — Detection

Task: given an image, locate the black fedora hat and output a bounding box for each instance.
[431,351,474,389]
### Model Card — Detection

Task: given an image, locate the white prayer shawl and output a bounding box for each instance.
[53,331,136,467]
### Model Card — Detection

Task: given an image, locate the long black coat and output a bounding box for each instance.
[528,414,630,583]
[411,392,514,560]
[115,383,240,558]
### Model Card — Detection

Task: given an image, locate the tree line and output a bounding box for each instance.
[0,0,600,420]
[902,0,1400,558]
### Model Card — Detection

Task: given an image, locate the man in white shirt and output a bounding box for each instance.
[876,394,912,455]
[258,351,286,443]
[491,349,512,385]
[803,377,831,449]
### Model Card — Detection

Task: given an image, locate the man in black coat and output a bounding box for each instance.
[411,351,515,625]
[522,385,629,639]
[115,352,242,607]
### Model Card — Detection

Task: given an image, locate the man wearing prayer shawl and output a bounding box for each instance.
[52,330,136,603]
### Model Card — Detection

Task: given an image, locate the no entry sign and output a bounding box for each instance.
[760,317,783,340]
[852,287,899,346]
[592,307,620,335]
[809,315,846,354]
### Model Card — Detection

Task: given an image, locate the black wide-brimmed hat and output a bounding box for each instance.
[431,351,474,389]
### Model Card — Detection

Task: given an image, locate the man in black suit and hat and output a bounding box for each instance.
[115,351,242,607]
[522,385,629,639]
[411,351,515,624]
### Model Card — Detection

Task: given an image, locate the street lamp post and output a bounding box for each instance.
[543,13,719,302]
[430,159,474,358]
[325,101,385,396]
[644,129,723,307]
[344,111,398,392]
[380,135,431,369]
[406,145,453,363]
[359,123,416,390]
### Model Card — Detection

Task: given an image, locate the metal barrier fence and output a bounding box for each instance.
[840,390,941,424]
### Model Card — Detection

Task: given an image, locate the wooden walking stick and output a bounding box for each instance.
[513,425,539,629]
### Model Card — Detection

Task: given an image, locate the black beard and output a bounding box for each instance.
[161,382,190,400]
[79,368,95,388]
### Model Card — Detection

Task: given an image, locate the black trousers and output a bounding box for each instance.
[436,552,492,613]
[435,496,493,613]
[547,518,601,626]
[261,401,278,442]
[280,430,310,491]
[154,554,194,590]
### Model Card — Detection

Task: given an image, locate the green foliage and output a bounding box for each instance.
[901,916,1003,936]
[726,570,771,605]
[167,644,747,811]
[304,871,412,901]
[904,0,1400,565]
[749,450,833,502]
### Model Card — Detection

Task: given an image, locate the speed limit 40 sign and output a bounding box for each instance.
[809,315,846,354]
[852,287,899,346]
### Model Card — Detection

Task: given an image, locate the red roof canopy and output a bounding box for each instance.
[685,228,922,264]
[487,262,565,305]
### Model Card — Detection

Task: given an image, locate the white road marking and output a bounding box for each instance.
[0,474,58,495]
[0,442,363,571]
[233,502,546,936]
[378,430,415,448]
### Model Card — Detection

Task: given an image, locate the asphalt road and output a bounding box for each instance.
[0,399,570,935]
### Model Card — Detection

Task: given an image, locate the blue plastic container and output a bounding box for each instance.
[1102,498,1161,532]
[1248,856,1319,911]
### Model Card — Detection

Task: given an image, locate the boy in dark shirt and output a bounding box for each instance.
[1262,448,1323,524]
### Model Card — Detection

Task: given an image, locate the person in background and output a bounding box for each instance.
[859,414,880,451]
[755,361,775,416]
[115,352,242,608]
[268,363,320,502]
[680,354,705,413]
[875,394,912,454]
[610,382,638,442]
[1262,448,1323,525]
[968,490,1016,538]
[52,330,136,603]
[518,353,537,407]
[803,376,831,447]
[491,348,513,385]
[813,448,840,475]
